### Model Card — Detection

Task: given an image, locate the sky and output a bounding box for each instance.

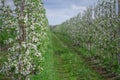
[3,0,98,25]
[43,0,98,25]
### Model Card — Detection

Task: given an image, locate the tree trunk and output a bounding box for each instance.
[18,0,25,80]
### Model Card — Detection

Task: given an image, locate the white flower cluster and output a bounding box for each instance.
[1,0,48,79]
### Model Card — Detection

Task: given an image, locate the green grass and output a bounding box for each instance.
[31,30,57,80]
[0,31,104,80]
[0,51,9,79]
[52,33,104,80]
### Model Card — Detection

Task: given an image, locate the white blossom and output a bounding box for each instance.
[1,0,48,79]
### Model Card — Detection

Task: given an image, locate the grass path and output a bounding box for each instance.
[0,32,106,80]
[52,33,104,80]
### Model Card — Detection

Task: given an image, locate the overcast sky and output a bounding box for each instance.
[43,0,98,25]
